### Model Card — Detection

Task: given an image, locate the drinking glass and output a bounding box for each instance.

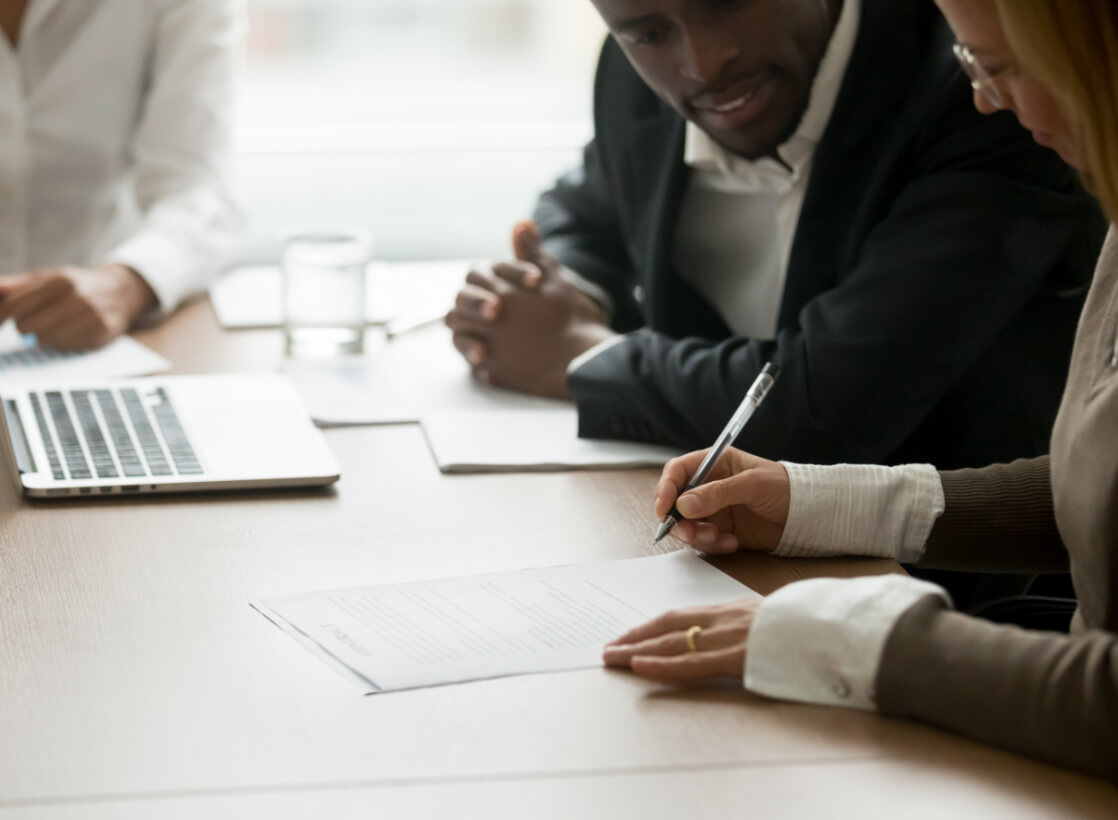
[282,227,372,357]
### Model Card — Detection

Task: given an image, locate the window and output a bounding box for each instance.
[236,1,606,262]
[241,0,605,145]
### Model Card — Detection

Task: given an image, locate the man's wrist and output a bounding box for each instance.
[98,263,158,321]
[570,322,617,355]
[554,323,618,399]
[557,264,613,323]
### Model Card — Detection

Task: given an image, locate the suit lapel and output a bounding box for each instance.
[778,0,929,329]
[620,0,932,341]
[630,107,732,339]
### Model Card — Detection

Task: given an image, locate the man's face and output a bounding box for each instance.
[591,0,841,159]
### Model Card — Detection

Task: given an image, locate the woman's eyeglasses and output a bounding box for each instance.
[953,43,1016,109]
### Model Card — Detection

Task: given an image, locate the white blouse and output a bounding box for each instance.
[745,462,950,711]
[0,0,243,311]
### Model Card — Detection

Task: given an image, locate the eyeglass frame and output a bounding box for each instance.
[952,43,1016,110]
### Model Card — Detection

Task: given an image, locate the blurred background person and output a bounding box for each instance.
[0,0,242,350]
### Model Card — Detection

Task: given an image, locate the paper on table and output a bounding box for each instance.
[0,322,169,382]
[282,327,563,427]
[284,327,676,471]
[210,260,470,329]
[253,550,756,694]
[421,406,679,473]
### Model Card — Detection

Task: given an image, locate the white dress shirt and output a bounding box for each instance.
[0,0,242,311]
[675,0,859,340]
[568,0,860,376]
[744,462,951,711]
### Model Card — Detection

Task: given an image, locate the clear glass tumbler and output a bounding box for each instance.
[282,227,372,357]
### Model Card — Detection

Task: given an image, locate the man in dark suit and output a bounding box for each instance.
[445,0,1104,470]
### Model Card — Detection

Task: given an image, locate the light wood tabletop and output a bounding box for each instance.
[1,299,1115,818]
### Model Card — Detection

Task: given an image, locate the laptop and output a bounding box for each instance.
[0,373,340,497]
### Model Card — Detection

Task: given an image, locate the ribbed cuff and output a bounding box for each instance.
[776,462,944,563]
[920,458,1063,572]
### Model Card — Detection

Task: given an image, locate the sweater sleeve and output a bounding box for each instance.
[920,457,1068,573]
[876,595,1118,783]
[771,458,1063,573]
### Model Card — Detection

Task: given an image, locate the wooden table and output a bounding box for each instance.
[1,300,1115,819]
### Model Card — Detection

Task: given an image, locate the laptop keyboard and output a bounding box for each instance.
[28,387,202,483]
[118,389,175,476]
[96,390,149,477]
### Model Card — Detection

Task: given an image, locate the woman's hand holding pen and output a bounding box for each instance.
[655,448,790,554]
[604,447,787,684]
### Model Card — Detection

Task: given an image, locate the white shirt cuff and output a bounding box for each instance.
[108,189,239,313]
[567,334,628,375]
[745,575,952,711]
[109,229,215,312]
[775,462,944,563]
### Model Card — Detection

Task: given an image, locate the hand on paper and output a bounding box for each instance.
[445,220,615,399]
[657,448,790,554]
[0,264,156,351]
[602,598,763,683]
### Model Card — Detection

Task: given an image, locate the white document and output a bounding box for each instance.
[0,322,169,382]
[282,326,564,427]
[253,550,757,694]
[210,260,470,329]
[283,327,676,471]
[421,407,679,473]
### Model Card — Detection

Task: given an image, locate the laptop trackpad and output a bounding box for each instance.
[167,378,333,479]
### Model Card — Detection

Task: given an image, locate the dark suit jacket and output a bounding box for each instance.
[535,0,1106,469]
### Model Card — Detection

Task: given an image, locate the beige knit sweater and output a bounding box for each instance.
[875,230,1118,782]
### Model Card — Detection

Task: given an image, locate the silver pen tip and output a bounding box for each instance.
[652,519,675,544]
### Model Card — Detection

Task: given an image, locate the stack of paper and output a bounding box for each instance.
[281,339,559,428]
[420,408,678,473]
[283,327,679,472]
[253,550,756,694]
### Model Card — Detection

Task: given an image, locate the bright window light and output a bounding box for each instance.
[239,0,606,154]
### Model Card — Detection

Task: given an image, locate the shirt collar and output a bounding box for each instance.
[684,0,862,184]
[21,0,65,42]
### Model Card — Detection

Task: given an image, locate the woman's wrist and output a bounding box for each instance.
[774,462,945,562]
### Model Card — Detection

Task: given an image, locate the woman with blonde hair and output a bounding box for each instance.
[604,0,1118,782]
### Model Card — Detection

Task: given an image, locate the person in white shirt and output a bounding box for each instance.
[0,0,242,351]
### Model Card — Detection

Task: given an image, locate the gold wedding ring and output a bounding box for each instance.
[685,625,702,652]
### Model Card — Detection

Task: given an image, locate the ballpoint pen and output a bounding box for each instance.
[653,362,781,544]
[383,306,449,340]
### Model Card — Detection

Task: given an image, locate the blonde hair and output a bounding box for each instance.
[993,0,1118,222]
